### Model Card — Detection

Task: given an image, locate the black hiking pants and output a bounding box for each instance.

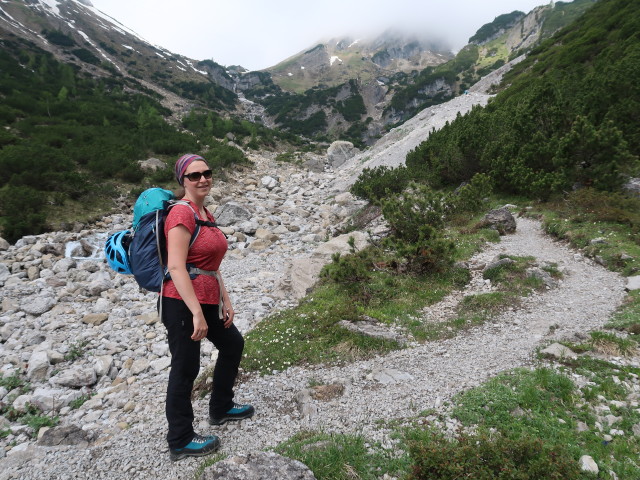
[161,297,244,449]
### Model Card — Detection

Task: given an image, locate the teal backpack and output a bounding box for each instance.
[128,188,202,292]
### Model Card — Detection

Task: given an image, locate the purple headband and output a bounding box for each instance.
[175,154,206,186]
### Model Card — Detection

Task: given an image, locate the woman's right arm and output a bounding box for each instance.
[166,225,208,341]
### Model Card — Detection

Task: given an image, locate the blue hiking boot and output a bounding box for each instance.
[169,433,220,461]
[209,403,255,425]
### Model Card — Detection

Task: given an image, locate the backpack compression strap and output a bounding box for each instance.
[195,219,228,238]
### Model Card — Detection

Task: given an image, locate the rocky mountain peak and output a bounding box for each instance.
[266,30,452,93]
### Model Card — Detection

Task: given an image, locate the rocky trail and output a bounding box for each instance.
[0,153,629,479]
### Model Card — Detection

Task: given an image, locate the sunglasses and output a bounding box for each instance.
[183,170,213,182]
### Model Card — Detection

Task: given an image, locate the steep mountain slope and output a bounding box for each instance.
[266,31,452,94]
[0,0,237,114]
[0,1,302,243]
[383,0,598,126]
[367,0,640,202]
[245,0,598,147]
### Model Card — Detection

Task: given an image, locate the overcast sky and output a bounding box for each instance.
[89,0,556,71]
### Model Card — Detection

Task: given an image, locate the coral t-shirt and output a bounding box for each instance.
[161,200,228,305]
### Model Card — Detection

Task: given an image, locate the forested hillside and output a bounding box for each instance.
[355,0,639,201]
[0,38,303,243]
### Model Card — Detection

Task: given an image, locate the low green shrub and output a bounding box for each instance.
[64,340,89,361]
[446,173,494,216]
[380,183,455,273]
[405,430,583,480]
[565,188,640,229]
[323,250,374,304]
[22,412,59,434]
[0,374,25,391]
[350,165,411,202]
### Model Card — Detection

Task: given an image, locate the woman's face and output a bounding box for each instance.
[182,160,212,196]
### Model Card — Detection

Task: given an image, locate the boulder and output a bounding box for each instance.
[260,175,279,190]
[625,276,640,291]
[333,192,355,206]
[137,157,166,172]
[0,262,10,283]
[541,343,578,360]
[273,257,326,301]
[27,351,50,382]
[38,425,90,447]
[248,239,271,251]
[302,154,325,173]
[21,295,57,316]
[30,387,78,413]
[327,141,358,168]
[150,357,171,372]
[623,177,640,196]
[130,358,150,375]
[93,355,114,378]
[579,455,598,474]
[52,258,76,274]
[483,257,515,274]
[237,220,259,235]
[482,207,516,235]
[312,231,369,258]
[215,202,252,227]
[82,313,109,326]
[526,267,558,289]
[68,240,94,258]
[50,367,97,388]
[87,271,113,296]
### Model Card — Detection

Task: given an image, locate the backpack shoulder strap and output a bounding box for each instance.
[167,200,201,246]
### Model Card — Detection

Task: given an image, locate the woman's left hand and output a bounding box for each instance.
[222,301,235,328]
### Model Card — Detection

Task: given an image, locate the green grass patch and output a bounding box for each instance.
[459,291,516,315]
[453,368,577,432]
[274,431,408,480]
[558,306,639,361]
[21,412,59,434]
[448,365,640,478]
[242,269,467,375]
[557,354,640,402]
[0,373,25,391]
[68,394,91,410]
[64,340,89,361]
[588,331,638,357]
[417,292,515,342]
[537,190,640,275]
[451,227,501,260]
[607,290,640,334]
[242,284,397,375]
[0,403,59,438]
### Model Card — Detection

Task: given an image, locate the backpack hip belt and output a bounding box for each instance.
[186,267,224,319]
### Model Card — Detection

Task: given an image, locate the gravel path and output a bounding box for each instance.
[2,215,626,480]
